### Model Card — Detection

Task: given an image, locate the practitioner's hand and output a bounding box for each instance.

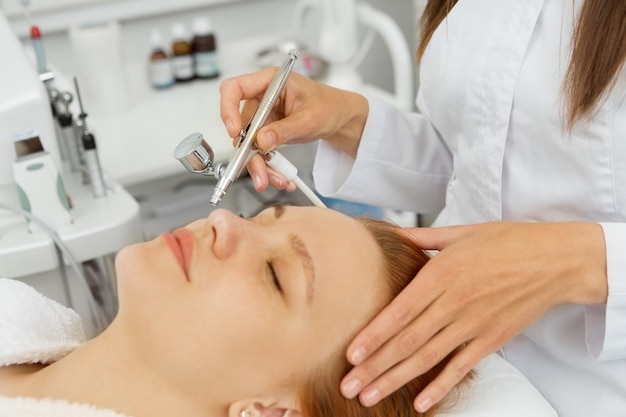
[340,221,608,412]
[219,68,368,191]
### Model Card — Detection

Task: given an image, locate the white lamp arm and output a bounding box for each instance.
[357,3,415,111]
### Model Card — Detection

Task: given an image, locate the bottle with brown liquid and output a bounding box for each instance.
[191,17,219,79]
[148,29,174,89]
[171,23,194,82]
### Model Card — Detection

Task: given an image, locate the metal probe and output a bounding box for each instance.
[210,49,300,205]
[74,77,107,198]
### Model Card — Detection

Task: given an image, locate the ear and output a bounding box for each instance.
[228,399,303,417]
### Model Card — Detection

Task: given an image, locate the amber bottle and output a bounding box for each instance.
[171,23,194,82]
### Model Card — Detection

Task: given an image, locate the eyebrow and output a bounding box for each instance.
[273,204,285,219]
[272,205,315,304]
[289,233,316,305]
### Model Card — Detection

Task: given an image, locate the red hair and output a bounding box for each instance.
[297,218,473,417]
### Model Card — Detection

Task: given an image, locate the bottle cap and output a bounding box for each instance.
[30,25,41,39]
[192,17,212,36]
[172,22,189,41]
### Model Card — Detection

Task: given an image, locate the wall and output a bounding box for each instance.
[3,0,417,98]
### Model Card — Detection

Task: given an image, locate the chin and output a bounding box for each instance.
[114,241,164,305]
[115,242,148,278]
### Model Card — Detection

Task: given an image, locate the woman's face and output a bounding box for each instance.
[114,205,387,409]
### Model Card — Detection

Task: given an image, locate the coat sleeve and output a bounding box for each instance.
[586,222,626,360]
[312,91,454,213]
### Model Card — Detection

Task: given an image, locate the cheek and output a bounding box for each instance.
[177,286,308,392]
[206,282,286,346]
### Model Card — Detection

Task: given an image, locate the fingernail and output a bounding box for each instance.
[341,378,362,398]
[252,175,262,190]
[226,118,234,135]
[361,388,381,406]
[416,396,432,412]
[351,347,367,364]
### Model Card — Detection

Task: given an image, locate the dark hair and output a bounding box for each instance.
[297,217,473,417]
[416,0,626,131]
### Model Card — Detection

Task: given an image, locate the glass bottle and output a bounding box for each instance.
[171,23,194,82]
[191,17,220,79]
[148,29,174,89]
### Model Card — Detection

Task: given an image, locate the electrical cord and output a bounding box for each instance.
[262,150,327,208]
[55,245,75,311]
[0,202,107,333]
[292,176,326,208]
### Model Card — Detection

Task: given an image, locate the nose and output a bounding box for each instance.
[208,209,249,259]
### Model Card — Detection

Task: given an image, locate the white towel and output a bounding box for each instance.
[0,278,86,366]
[0,396,131,417]
[0,278,132,416]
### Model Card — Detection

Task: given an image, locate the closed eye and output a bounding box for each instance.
[267,261,282,292]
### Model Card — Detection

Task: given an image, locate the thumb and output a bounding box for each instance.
[399,224,475,251]
[256,113,319,151]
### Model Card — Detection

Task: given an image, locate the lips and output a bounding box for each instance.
[163,228,195,280]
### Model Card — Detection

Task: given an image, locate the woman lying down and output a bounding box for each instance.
[0,205,555,417]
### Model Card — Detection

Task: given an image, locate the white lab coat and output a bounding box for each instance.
[313,0,626,416]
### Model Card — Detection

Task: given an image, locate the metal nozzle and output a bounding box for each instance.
[210,185,228,206]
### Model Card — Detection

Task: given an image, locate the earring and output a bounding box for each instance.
[240,409,252,417]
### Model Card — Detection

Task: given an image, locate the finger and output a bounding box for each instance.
[266,166,289,190]
[341,300,446,399]
[256,109,320,151]
[346,269,443,366]
[285,181,297,193]
[246,156,296,192]
[342,289,470,400]
[413,340,488,413]
[246,155,270,191]
[355,322,475,408]
[219,68,276,137]
[399,224,480,251]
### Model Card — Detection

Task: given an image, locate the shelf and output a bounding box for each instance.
[87,32,289,186]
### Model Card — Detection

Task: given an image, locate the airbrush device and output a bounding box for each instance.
[174,49,325,208]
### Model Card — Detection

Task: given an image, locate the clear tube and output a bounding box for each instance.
[0,202,107,333]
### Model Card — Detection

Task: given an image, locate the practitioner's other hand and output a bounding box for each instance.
[340,221,608,412]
